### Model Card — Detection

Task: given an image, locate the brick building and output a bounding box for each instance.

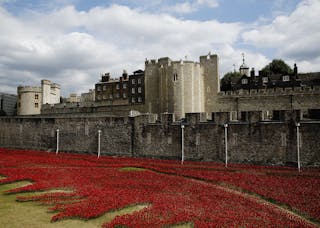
[95,70,145,105]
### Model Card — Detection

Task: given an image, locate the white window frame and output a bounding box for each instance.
[262,77,268,83]
[282,75,290,82]
[241,78,248,85]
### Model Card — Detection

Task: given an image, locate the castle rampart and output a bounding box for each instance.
[1,111,319,166]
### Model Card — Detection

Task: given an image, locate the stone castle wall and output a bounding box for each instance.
[1,111,319,166]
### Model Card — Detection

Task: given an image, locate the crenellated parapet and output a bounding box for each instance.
[218,85,320,97]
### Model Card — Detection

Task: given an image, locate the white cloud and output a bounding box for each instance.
[162,0,218,14]
[0,4,241,96]
[242,0,320,71]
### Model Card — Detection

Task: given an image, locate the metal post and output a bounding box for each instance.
[98,130,101,159]
[55,129,59,155]
[224,123,228,168]
[181,124,185,165]
[296,123,301,172]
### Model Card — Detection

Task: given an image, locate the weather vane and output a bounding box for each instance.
[242,53,245,65]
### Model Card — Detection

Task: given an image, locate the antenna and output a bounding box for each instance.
[242,53,245,65]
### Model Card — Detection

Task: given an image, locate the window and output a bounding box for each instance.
[241,78,248,84]
[97,95,102,100]
[131,97,135,103]
[109,94,113,99]
[35,94,39,99]
[262,110,272,120]
[97,86,101,91]
[18,102,21,108]
[103,95,107,100]
[138,97,142,103]
[116,84,120,90]
[132,79,136,85]
[35,103,39,108]
[103,85,106,91]
[131,88,135,94]
[138,87,142,93]
[116,93,120,98]
[262,77,268,83]
[123,93,127,98]
[173,73,178,81]
[282,75,290,82]
[138,78,142,84]
[230,111,238,121]
[123,83,127,89]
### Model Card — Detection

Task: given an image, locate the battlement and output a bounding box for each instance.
[199,53,218,62]
[17,86,41,93]
[218,85,320,97]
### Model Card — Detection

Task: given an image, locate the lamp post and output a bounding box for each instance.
[181,124,185,165]
[55,129,59,155]
[296,123,301,172]
[224,123,228,168]
[97,130,101,159]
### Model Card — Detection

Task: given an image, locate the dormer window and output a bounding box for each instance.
[262,77,268,84]
[282,75,290,82]
[241,78,248,85]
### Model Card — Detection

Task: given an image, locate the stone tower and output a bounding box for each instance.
[144,54,219,119]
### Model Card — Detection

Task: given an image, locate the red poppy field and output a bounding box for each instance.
[0,148,319,227]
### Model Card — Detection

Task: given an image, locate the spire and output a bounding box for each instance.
[242,53,245,65]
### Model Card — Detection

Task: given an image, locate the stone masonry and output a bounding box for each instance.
[0,111,319,166]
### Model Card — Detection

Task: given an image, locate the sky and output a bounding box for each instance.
[0,0,320,96]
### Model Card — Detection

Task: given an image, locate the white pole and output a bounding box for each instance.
[97,130,101,158]
[296,123,301,172]
[224,123,228,168]
[55,129,59,155]
[181,125,185,165]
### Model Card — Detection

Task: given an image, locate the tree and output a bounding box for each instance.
[220,71,242,91]
[261,59,293,75]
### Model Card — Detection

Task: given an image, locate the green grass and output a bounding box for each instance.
[119,167,146,172]
[0,181,149,228]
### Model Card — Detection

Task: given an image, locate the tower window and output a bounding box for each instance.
[35,94,39,99]
[35,103,39,108]
[138,78,142,84]
[138,87,142,93]
[173,73,178,81]
[131,88,135,94]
